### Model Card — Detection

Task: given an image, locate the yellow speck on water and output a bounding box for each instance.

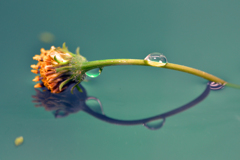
[15,136,24,146]
[39,32,55,43]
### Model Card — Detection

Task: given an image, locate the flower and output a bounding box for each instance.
[31,43,87,93]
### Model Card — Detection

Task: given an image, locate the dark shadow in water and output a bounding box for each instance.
[32,82,223,130]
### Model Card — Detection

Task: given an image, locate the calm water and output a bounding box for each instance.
[1,1,240,160]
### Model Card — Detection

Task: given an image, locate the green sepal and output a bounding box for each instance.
[62,42,67,50]
[59,77,73,91]
[54,56,70,65]
[54,56,62,64]
[55,66,72,72]
[70,81,82,94]
[76,47,80,56]
[56,43,76,57]
[76,85,83,92]
[60,61,70,65]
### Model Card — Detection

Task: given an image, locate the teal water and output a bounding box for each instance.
[1,0,240,159]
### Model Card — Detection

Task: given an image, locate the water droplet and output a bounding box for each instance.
[144,118,165,130]
[85,97,104,115]
[144,52,167,66]
[86,68,102,78]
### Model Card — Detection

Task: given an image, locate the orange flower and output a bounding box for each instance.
[31,43,87,93]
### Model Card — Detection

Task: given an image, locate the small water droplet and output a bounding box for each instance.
[144,118,165,130]
[86,68,102,78]
[144,52,167,66]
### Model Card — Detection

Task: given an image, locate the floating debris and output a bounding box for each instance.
[15,136,24,146]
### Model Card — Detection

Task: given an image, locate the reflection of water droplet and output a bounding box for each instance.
[144,52,167,66]
[208,81,225,90]
[86,68,102,78]
[144,118,165,130]
[86,97,104,115]
[54,110,69,118]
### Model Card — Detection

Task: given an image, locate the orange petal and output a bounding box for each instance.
[33,76,40,82]
[48,77,62,83]
[40,48,45,53]
[31,69,39,74]
[34,83,42,88]
[33,55,42,61]
[43,55,52,62]
[44,65,54,71]
[48,82,58,89]
[30,64,39,69]
[45,71,56,76]
[50,46,56,50]
[52,88,60,93]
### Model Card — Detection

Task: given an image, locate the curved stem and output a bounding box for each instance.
[81,59,240,88]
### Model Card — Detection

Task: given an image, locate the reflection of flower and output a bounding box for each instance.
[31,43,87,93]
[32,84,102,118]
[32,84,87,115]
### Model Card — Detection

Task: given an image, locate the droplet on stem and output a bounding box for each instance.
[86,68,102,78]
[144,52,168,66]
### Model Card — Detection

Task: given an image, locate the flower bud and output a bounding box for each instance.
[31,43,87,93]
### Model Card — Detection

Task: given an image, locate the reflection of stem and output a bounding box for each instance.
[81,59,240,88]
[83,83,210,126]
[226,83,240,89]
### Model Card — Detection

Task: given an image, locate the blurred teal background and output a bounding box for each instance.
[1,0,240,159]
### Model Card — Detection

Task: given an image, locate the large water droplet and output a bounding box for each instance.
[144,118,166,130]
[86,68,102,78]
[144,52,167,66]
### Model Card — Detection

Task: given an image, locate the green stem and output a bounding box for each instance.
[81,59,240,88]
